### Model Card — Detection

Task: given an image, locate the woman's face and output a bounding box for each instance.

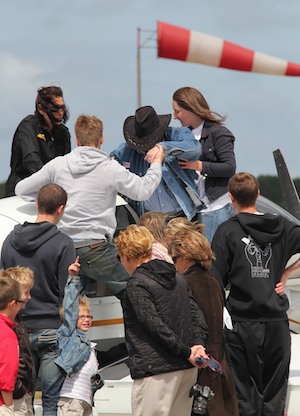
[119,253,137,275]
[48,96,66,125]
[172,100,202,129]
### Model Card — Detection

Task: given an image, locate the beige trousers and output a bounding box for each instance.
[57,398,92,416]
[14,393,34,416]
[131,367,198,416]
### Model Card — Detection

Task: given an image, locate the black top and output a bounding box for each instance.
[5,114,71,196]
[121,259,208,379]
[200,121,236,202]
[212,212,300,321]
[1,221,76,330]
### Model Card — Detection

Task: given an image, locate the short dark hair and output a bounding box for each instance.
[228,172,259,207]
[37,184,67,214]
[0,272,21,310]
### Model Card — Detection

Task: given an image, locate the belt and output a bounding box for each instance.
[74,239,107,249]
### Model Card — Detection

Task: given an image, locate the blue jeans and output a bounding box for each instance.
[199,203,233,244]
[76,242,129,296]
[28,329,65,416]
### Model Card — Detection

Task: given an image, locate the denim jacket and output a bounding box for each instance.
[111,126,203,219]
[54,276,91,376]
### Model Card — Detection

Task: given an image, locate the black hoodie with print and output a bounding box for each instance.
[212,212,300,321]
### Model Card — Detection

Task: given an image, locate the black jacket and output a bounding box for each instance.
[5,114,71,196]
[13,315,34,399]
[212,212,300,321]
[1,221,75,330]
[121,259,208,379]
[200,121,236,202]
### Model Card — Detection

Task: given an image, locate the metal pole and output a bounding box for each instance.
[137,27,141,108]
[136,27,156,109]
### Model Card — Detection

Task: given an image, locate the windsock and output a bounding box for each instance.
[157,21,300,76]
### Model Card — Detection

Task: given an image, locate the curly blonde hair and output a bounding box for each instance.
[114,224,154,261]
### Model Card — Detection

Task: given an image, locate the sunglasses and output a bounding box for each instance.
[48,105,66,113]
[171,255,179,264]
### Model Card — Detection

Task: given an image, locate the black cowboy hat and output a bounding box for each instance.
[123,106,171,152]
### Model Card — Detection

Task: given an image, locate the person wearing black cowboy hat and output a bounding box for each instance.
[111,105,203,220]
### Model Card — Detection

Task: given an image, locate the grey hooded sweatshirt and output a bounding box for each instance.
[15,146,162,240]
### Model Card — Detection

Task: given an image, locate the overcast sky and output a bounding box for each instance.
[1,0,300,183]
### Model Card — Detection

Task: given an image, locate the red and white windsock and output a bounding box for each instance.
[157,21,300,76]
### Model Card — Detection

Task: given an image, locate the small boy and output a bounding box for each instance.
[6,267,35,416]
[55,257,100,416]
[0,272,23,416]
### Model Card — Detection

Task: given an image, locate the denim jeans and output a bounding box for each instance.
[198,203,233,244]
[76,242,130,296]
[28,329,65,416]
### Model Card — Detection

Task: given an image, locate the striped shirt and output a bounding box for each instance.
[60,343,98,406]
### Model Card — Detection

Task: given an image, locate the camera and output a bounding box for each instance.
[189,384,214,415]
[91,372,105,396]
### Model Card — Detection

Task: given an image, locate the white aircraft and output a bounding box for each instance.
[0,150,299,415]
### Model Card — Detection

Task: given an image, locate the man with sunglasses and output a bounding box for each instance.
[5,85,71,196]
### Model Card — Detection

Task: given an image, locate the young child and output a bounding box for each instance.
[0,272,23,416]
[55,257,100,416]
[6,266,34,416]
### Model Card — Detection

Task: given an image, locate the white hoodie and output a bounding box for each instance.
[15,146,162,240]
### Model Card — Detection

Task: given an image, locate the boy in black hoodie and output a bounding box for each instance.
[1,183,76,416]
[211,172,300,416]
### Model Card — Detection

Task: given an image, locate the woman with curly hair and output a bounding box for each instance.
[168,228,239,416]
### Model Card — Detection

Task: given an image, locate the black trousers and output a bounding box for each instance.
[225,320,290,416]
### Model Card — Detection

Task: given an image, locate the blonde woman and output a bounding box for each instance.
[169,229,239,416]
[114,225,208,416]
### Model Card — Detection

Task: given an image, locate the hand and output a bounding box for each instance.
[145,146,159,163]
[178,159,202,172]
[188,344,209,367]
[68,256,80,276]
[275,281,286,295]
[144,144,164,164]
